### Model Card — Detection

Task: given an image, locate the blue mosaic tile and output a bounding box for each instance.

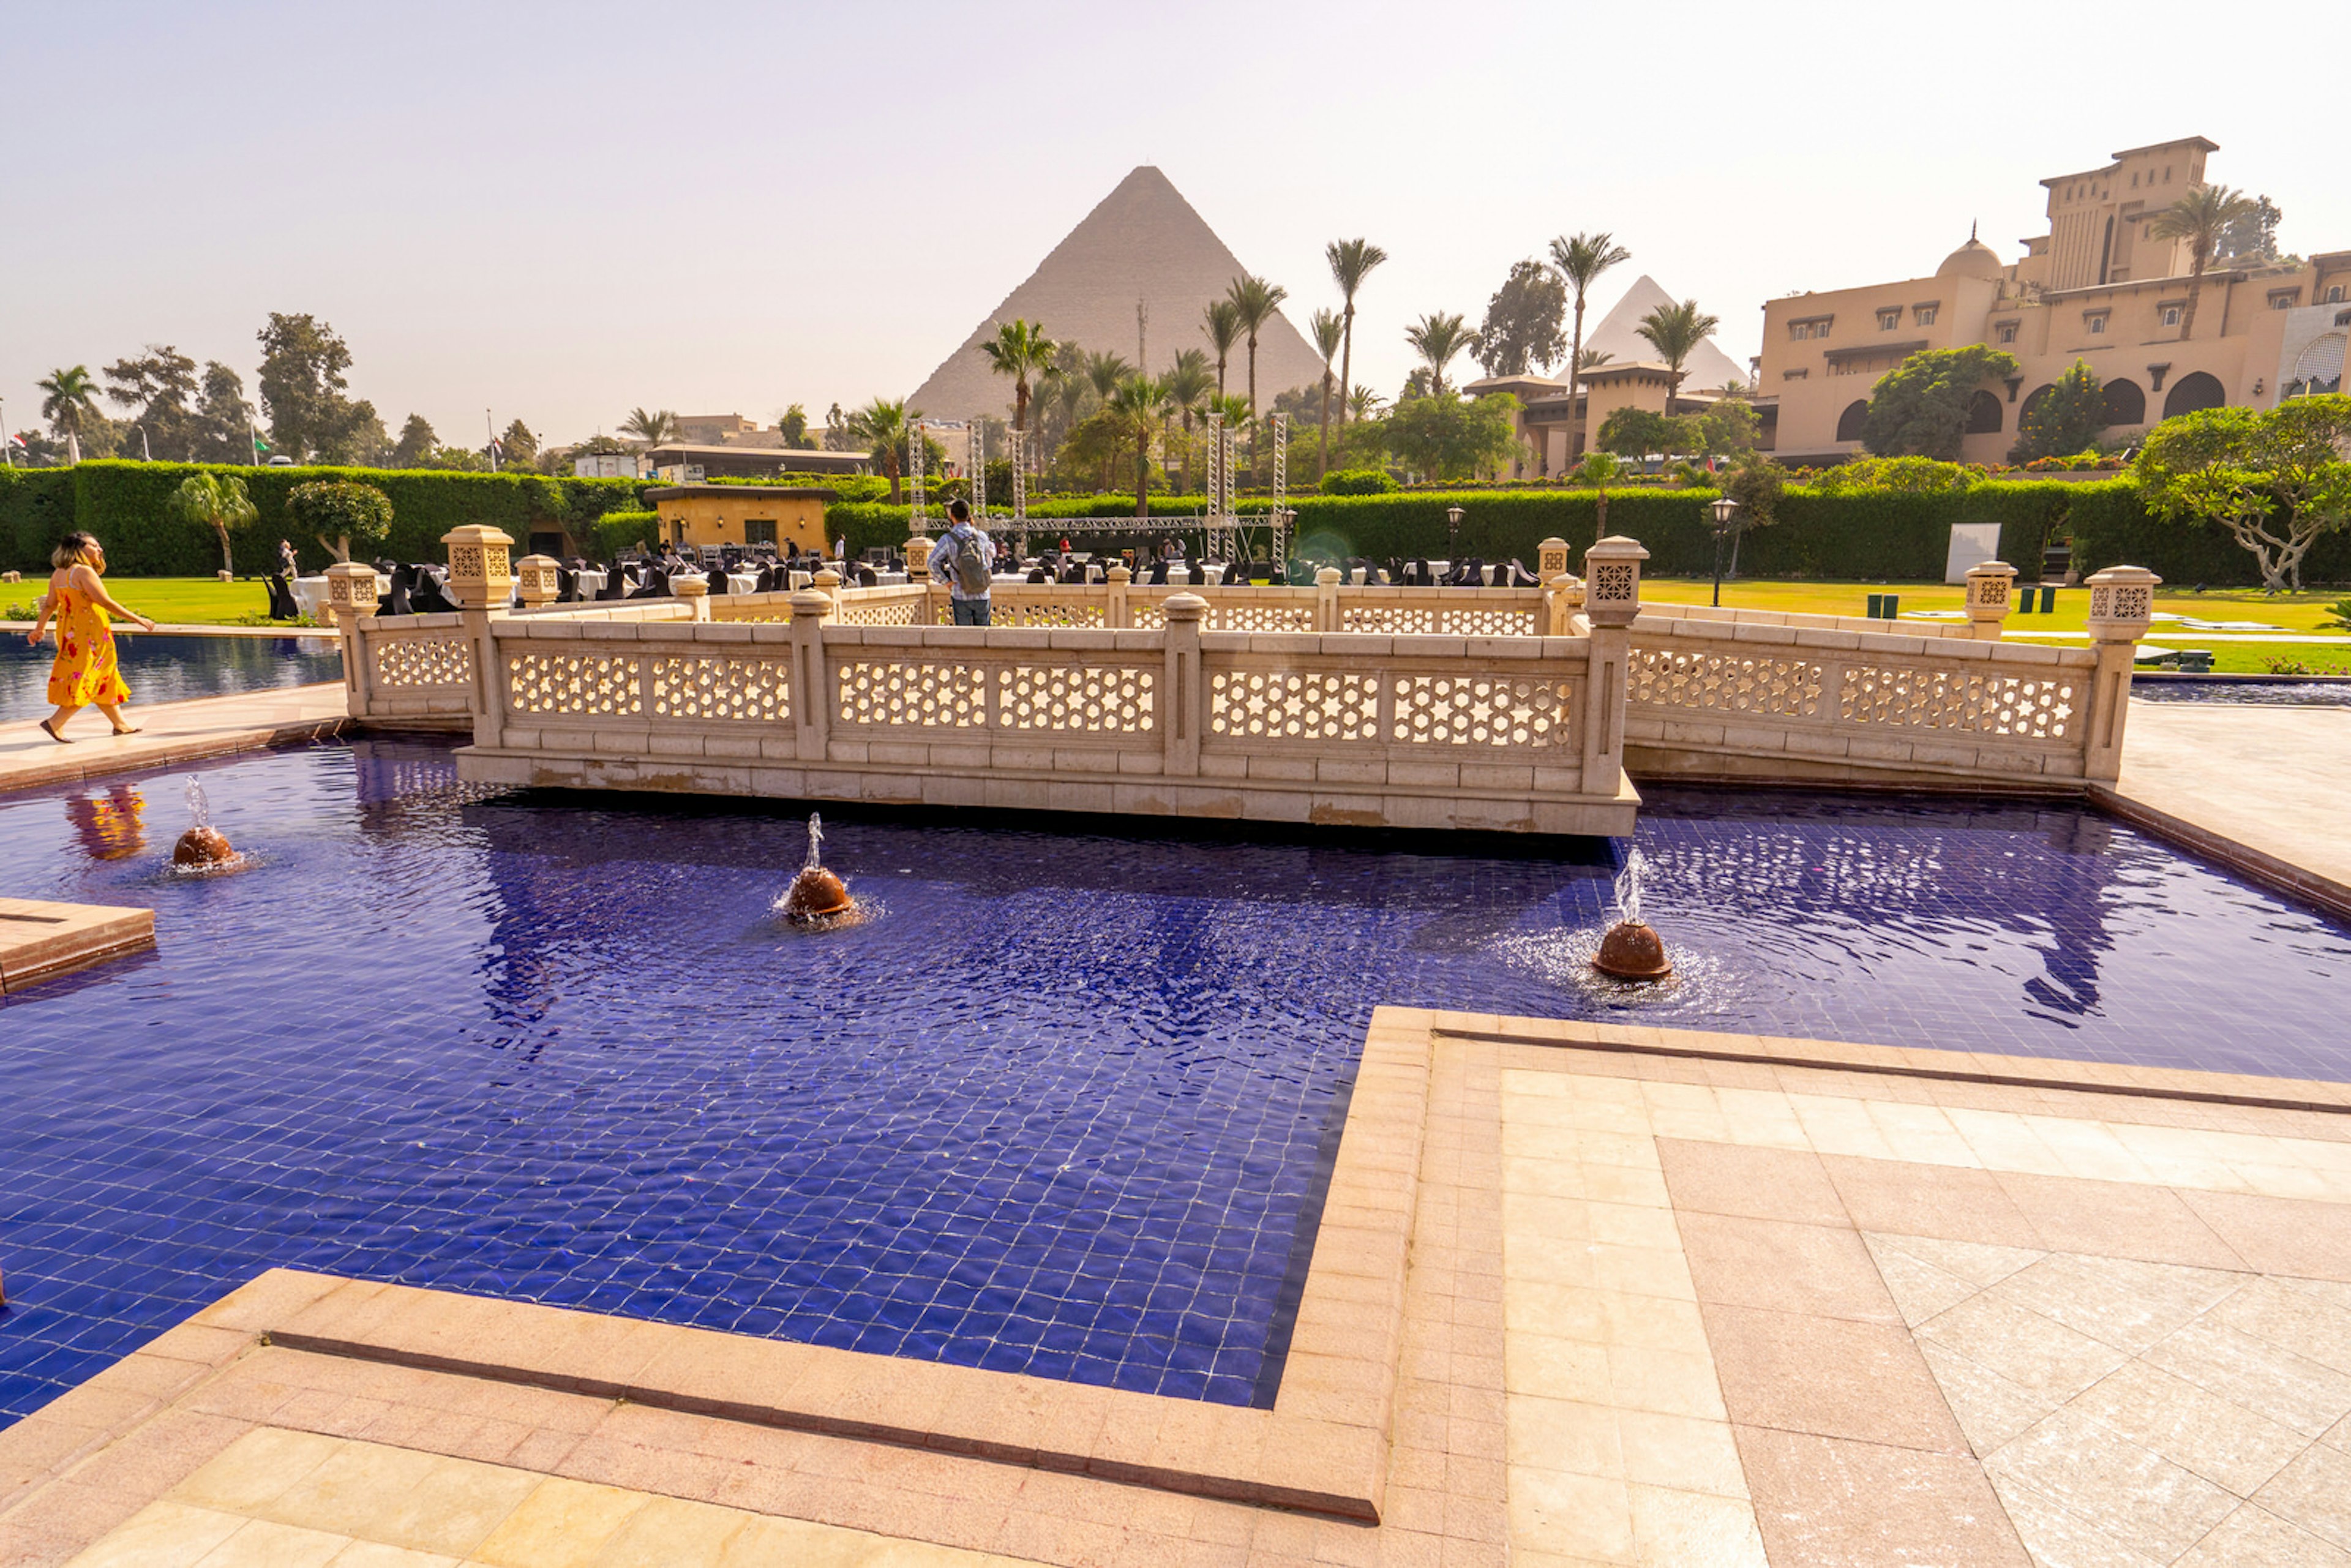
[1,738,2347,1429]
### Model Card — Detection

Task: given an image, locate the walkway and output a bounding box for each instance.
[0,686,351,797]
[2102,699,2351,918]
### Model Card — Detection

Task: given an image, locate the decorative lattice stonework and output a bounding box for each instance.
[505,651,643,716]
[1839,666,2080,738]
[998,666,1153,732]
[1392,676,1574,748]
[1629,649,1824,718]
[449,546,484,582]
[835,661,987,728]
[1341,604,1542,636]
[1974,577,2010,607]
[1127,602,1169,631]
[651,656,792,723]
[1210,670,1378,741]
[993,601,1109,629]
[1591,563,1637,604]
[835,599,923,627]
[1214,602,1318,633]
[373,638,473,688]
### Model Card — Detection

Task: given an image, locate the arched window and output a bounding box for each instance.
[2020,384,2056,423]
[1834,400,1869,443]
[2291,333,2346,397]
[1965,389,2004,434]
[2099,378,2146,426]
[2161,372,2227,419]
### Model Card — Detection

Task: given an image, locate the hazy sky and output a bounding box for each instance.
[4,0,2341,454]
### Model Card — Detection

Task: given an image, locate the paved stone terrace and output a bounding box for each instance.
[0,687,350,797]
[6,1013,2350,1567]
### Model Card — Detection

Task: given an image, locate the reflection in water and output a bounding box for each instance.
[64,785,146,861]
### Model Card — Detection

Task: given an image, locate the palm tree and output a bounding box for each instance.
[1106,375,1167,517]
[1164,349,1215,489]
[38,366,101,451]
[1083,350,1133,408]
[1325,238,1389,429]
[1633,299,1721,413]
[1201,299,1243,402]
[165,471,258,575]
[619,407,678,446]
[1224,275,1288,422]
[1548,231,1632,413]
[979,318,1062,435]
[1310,309,1345,478]
[846,398,915,502]
[1347,385,1385,423]
[1577,347,1613,373]
[1404,312,1476,397]
[2146,184,2260,340]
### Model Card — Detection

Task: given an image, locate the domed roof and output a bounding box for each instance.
[1937,228,2004,280]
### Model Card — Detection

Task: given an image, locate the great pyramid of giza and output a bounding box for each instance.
[1581,274,1749,392]
[909,167,1329,422]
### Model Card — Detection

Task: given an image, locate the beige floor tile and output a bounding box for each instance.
[1700,1306,1962,1453]
[194,1517,351,1568]
[1786,1097,1899,1161]
[1862,1101,1979,1168]
[1508,1289,1710,1357]
[1556,1244,1695,1303]
[1866,1231,2045,1289]
[1917,1341,2059,1457]
[1654,1139,1845,1228]
[1862,1238,1981,1327]
[323,1546,458,1568]
[1613,1412,1747,1499]
[2173,1502,2351,1568]
[1503,1332,1611,1401]
[1985,1252,2248,1355]
[1916,1289,2130,1402]
[1731,1427,2033,1567]
[64,1499,249,1568]
[1507,1397,1622,1478]
[2285,1278,2351,1316]
[1678,1213,1900,1324]
[1508,1467,1633,1563]
[2204,1276,2351,1376]
[1622,1484,1765,1568]
[2143,1318,2351,1438]
[1985,1406,2241,1562]
[1581,1200,1684,1251]
[2251,1441,2351,1552]
[715,1515,882,1568]
[263,1446,539,1558]
[171,1429,348,1515]
[470,1477,650,1567]
[1604,1345,1727,1422]
[1943,1108,2075,1180]
[2024,1118,2162,1185]
[2067,1360,2311,1498]
[1986,1474,2166,1568]
[586,1495,751,1567]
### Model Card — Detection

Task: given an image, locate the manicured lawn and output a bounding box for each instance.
[2119,642,2351,676]
[0,577,309,627]
[1643,577,2351,639]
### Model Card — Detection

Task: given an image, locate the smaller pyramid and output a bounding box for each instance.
[1580,275,1747,392]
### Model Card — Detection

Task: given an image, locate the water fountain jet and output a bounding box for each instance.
[171,777,240,870]
[1591,849,1672,980]
[778,813,858,925]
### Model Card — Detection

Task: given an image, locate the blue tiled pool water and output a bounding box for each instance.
[2,634,343,723]
[1,739,2347,1427]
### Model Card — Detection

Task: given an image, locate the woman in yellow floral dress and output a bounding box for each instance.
[27,531,157,743]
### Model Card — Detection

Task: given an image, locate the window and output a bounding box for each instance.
[2085,312,2109,336]
[2159,305,2182,328]
[2327,285,2346,304]
[1788,317,1832,341]
[745,519,778,546]
[2270,290,2301,310]
[1913,304,1938,326]
[2100,378,2147,426]
[1834,401,1869,443]
[1782,368,1809,380]
[1876,307,1900,331]
[1995,321,2019,343]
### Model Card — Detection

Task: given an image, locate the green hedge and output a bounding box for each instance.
[2066,481,2351,586]
[1,461,653,576]
[591,510,658,557]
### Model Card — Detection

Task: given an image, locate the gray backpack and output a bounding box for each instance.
[948,529,991,595]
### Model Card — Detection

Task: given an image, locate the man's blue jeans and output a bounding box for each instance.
[952,598,992,626]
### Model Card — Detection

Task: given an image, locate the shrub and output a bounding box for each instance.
[1321,468,1400,495]
[285,481,393,563]
[590,510,658,559]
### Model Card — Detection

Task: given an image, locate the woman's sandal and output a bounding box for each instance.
[39,719,72,744]
[110,726,143,737]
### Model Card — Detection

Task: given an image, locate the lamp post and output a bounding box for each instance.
[1709,495,1741,607]
[1445,503,1464,562]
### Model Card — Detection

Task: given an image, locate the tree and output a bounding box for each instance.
[190,362,253,463]
[1201,299,1242,402]
[1325,238,1388,428]
[846,398,917,503]
[37,366,103,454]
[256,312,386,464]
[1403,312,1476,398]
[1691,392,1760,459]
[2011,359,2105,463]
[1633,298,1721,413]
[1548,231,1632,411]
[778,403,811,446]
[500,419,537,470]
[1474,260,1567,376]
[2215,195,2284,264]
[2134,395,2351,590]
[1226,274,1288,486]
[1595,407,1688,458]
[1308,310,1346,479]
[1082,350,1133,408]
[1858,345,2020,459]
[980,318,1063,437]
[166,472,258,574]
[2146,184,2259,341]
[1164,348,1215,467]
[1348,385,1384,422]
[1105,375,1167,516]
[286,479,393,564]
[391,414,439,468]
[1385,392,1521,481]
[620,407,678,445]
[103,345,201,459]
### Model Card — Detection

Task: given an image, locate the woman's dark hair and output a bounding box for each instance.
[51,531,100,570]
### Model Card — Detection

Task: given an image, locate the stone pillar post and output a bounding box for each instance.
[906,534,932,582]
[441,525,515,749]
[813,569,842,592]
[1161,591,1207,778]
[1964,560,2018,642]
[1107,565,1132,630]
[323,561,380,718]
[2082,565,2158,784]
[1315,566,1343,634]
[671,576,710,622]
[512,553,561,610]
[789,587,835,762]
[1580,536,1648,797]
[1545,574,1586,637]
[1537,536,1572,582]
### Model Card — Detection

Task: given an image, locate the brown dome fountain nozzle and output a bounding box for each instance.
[779,812,859,926]
[171,777,243,871]
[1592,919,1673,980]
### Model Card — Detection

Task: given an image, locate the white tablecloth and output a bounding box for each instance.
[290,572,389,620]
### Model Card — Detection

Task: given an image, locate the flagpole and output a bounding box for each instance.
[486,408,497,472]
[1,398,12,468]
[249,419,260,467]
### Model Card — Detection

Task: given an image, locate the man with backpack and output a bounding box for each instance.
[926,499,996,626]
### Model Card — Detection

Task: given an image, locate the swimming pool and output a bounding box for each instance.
[1,739,2345,1426]
[1,634,342,724]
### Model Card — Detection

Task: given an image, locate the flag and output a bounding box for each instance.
[6,432,23,449]
[252,434,271,454]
